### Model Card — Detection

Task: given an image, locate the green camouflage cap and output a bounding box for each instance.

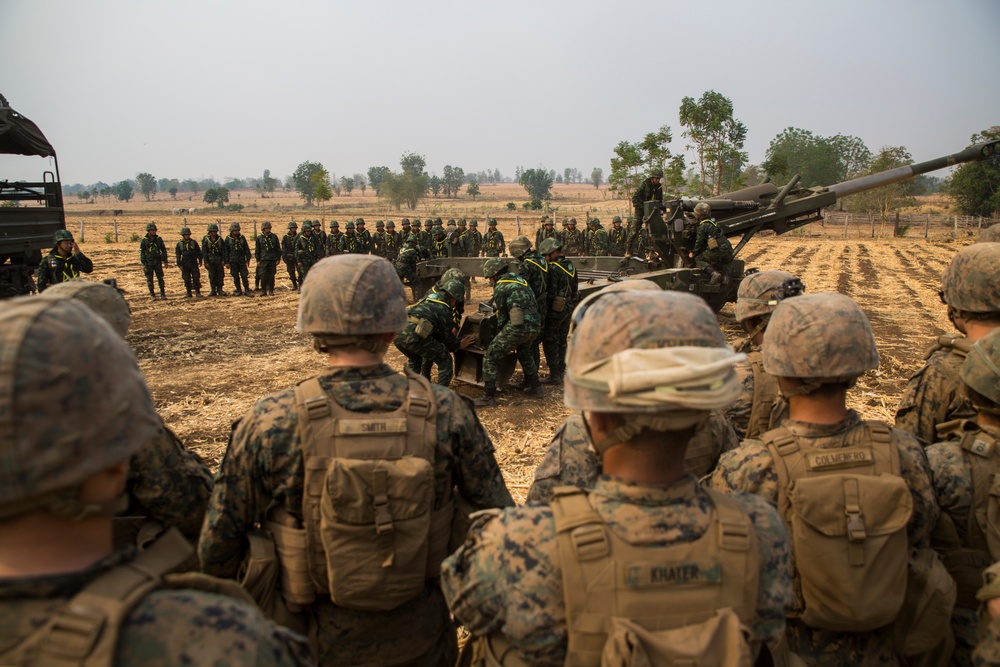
[40,280,132,339]
[229,222,241,231]
[735,270,802,323]
[763,292,879,379]
[53,229,73,243]
[612,216,622,223]
[330,221,339,229]
[961,328,1000,406]
[287,221,297,229]
[694,202,712,221]
[978,226,1000,243]
[297,255,407,335]
[441,267,467,285]
[0,299,160,517]
[941,243,1000,313]
[405,234,418,244]
[432,225,445,235]
[469,220,478,227]
[438,279,466,302]
[180,227,191,235]
[376,220,385,228]
[146,222,158,231]
[649,167,664,178]
[483,257,509,278]
[424,219,434,227]
[488,218,497,226]
[508,235,531,258]
[565,291,743,430]
[538,237,562,255]
[301,221,313,231]
[207,223,220,232]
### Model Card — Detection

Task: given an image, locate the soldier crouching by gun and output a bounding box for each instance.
[688,202,734,285]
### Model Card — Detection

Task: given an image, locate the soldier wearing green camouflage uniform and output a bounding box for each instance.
[608,216,628,256]
[534,216,556,250]
[585,218,609,256]
[710,292,942,666]
[689,202,734,285]
[0,298,312,667]
[199,254,514,667]
[223,222,252,297]
[338,221,364,255]
[419,219,434,254]
[203,222,228,295]
[927,328,1000,666]
[443,290,793,666]
[35,229,93,291]
[726,270,804,440]
[294,222,322,282]
[395,234,423,303]
[394,280,473,386]
[254,221,281,297]
[475,257,542,407]
[466,219,483,258]
[432,225,450,258]
[631,167,664,240]
[896,243,1000,446]
[281,221,300,292]
[560,217,584,256]
[483,218,505,257]
[174,227,203,298]
[309,220,328,258]
[140,222,169,300]
[325,221,343,257]
[355,218,372,254]
[370,220,387,258]
[973,562,1000,666]
[626,215,650,259]
[537,237,576,385]
[510,236,547,385]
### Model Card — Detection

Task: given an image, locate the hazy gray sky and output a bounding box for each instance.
[2,0,997,187]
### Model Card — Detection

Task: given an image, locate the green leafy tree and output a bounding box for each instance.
[679,91,747,195]
[169,186,178,199]
[314,179,333,207]
[467,180,480,200]
[203,186,230,208]
[261,169,278,196]
[763,128,871,188]
[113,180,134,203]
[367,166,391,196]
[442,165,465,198]
[378,152,430,210]
[340,176,355,195]
[354,174,367,195]
[519,168,553,201]
[135,172,157,201]
[591,167,603,189]
[291,160,327,206]
[846,146,915,221]
[429,175,442,197]
[506,202,516,211]
[947,126,1000,217]
[76,190,91,203]
[223,178,244,190]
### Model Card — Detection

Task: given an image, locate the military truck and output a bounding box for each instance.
[0,94,66,297]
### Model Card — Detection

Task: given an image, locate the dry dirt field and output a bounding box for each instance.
[57,185,992,502]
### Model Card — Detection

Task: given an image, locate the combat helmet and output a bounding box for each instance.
[469,219,478,228]
[440,267,467,286]
[979,226,1000,244]
[146,222,158,232]
[208,223,220,232]
[287,221,297,230]
[40,279,132,339]
[330,221,340,229]
[438,279,466,303]
[483,257,509,278]
[693,202,712,221]
[262,221,272,229]
[424,219,434,228]
[564,290,744,450]
[487,218,497,226]
[0,299,160,520]
[301,221,313,231]
[649,167,664,178]
[612,216,622,224]
[962,328,1000,411]
[508,235,531,259]
[180,227,191,235]
[940,243,1000,314]
[405,234,418,245]
[229,222,241,232]
[356,218,365,226]
[538,237,562,255]
[376,220,385,228]
[386,221,395,229]
[568,279,661,340]
[432,225,445,236]
[53,229,74,244]
[763,292,879,384]
[297,255,407,344]
[735,270,804,324]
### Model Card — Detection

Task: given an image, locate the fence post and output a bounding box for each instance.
[954,215,958,236]
[925,213,930,239]
[79,221,85,243]
[114,218,119,243]
[843,213,849,238]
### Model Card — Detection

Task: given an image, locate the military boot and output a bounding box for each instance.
[707,268,723,286]
[196,289,203,297]
[159,286,167,300]
[522,374,543,398]
[149,288,157,301]
[540,368,563,385]
[475,382,498,408]
[185,289,193,298]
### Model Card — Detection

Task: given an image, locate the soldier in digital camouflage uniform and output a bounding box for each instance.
[419,219,434,254]
[255,221,281,297]
[355,218,372,254]
[281,221,300,291]
[139,222,169,300]
[585,217,609,256]
[338,220,364,255]
[295,221,323,280]
[626,215,651,259]
[0,298,312,667]
[927,328,1000,666]
[980,226,1000,243]
[370,220,387,258]
[382,220,400,262]
[710,292,941,666]
[431,225,450,258]
[35,229,93,292]
[536,237,576,385]
[726,270,805,440]
[394,279,474,386]
[174,226,203,298]
[631,166,664,240]
[199,254,514,667]
[534,216,556,250]
[896,243,1000,446]
[309,220,328,258]
[509,235,547,388]
[443,289,793,666]
[608,215,628,256]
[561,217,584,256]
[475,257,542,407]
[203,222,228,295]
[973,562,1000,666]
[395,233,423,303]
[689,202,734,285]
[483,218,505,257]
[325,221,343,257]
[224,222,252,297]
[466,219,483,258]
[39,280,214,547]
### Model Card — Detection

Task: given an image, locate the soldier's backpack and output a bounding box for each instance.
[267,372,452,612]
[0,528,251,667]
[764,422,914,632]
[549,486,758,667]
[745,350,781,441]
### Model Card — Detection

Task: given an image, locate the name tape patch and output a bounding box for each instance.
[335,418,408,435]
[625,561,721,588]
[806,448,873,470]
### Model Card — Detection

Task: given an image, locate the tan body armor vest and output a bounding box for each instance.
[746,350,780,440]
[267,373,453,612]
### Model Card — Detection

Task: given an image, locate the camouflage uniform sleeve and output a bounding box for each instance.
[895,349,962,446]
[75,253,94,273]
[128,422,214,541]
[118,589,315,666]
[926,441,973,515]
[974,614,1000,667]
[728,493,793,654]
[706,441,779,502]
[895,428,941,549]
[526,414,599,504]
[692,222,710,256]
[725,359,754,440]
[434,388,514,510]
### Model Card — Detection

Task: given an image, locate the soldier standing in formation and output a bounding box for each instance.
[224,222,252,297]
[339,220,363,254]
[175,226,203,298]
[608,215,628,256]
[400,218,412,242]
[0,298,313,667]
[202,222,227,296]
[432,225,449,258]
[35,229,93,291]
[560,217,584,256]
[325,221,342,257]
[295,221,322,278]
[371,220,387,258]
[310,220,327,256]
[466,219,483,258]
[483,218,505,257]
[509,235,547,382]
[476,256,542,407]
[443,289,792,666]
[631,166,664,241]
[536,237,576,386]
[689,202,734,285]
[199,254,513,666]
[383,220,400,262]
[585,217,609,256]
[419,219,434,254]
[140,222,169,300]
[896,243,1000,445]
[395,233,423,303]
[355,218,371,254]
[255,221,281,297]
[534,216,556,249]
[281,221,300,291]
[393,279,475,386]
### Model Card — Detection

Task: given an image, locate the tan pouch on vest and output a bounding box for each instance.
[415,318,433,339]
[509,307,524,326]
[551,296,567,313]
[601,611,751,667]
[708,237,719,250]
[893,546,957,657]
[239,530,281,614]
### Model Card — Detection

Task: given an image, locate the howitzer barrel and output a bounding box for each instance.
[829,140,999,198]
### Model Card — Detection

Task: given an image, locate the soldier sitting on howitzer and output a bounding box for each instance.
[688,202,734,285]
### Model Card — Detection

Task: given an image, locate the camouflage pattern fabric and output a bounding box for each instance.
[692,218,734,268]
[0,549,313,666]
[483,273,541,384]
[726,347,781,440]
[203,233,228,292]
[395,243,422,302]
[418,228,433,253]
[484,229,505,257]
[140,234,168,267]
[896,337,977,446]
[975,614,1000,666]
[540,256,577,377]
[441,475,792,666]
[627,225,650,258]
[394,291,462,386]
[709,411,940,665]
[36,249,94,291]
[225,234,252,293]
[281,232,300,289]
[325,231,343,257]
[199,363,513,666]
[466,228,483,257]
[357,228,372,254]
[585,225,609,256]
[255,231,280,294]
[174,238,202,295]
[535,226,557,250]
[608,225,628,256]
[527,411,740,504]
[338,232,365,255]
[295,234,321,278]
[560,227,585,256]
[631,176,663,226]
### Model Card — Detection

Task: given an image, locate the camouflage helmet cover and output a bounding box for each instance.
[208,223,220,232]
[53,229,73,243]
[569,217,577,225]
[229,222,241,231]
[508,235,532,258]
[424,219,434,227]
[469,219,478,227]
[0,299,160,514]
[356,218,365,225]
[762,292,879,379]
[693,202,712,221]
[612,216,622,223]
[649,167,664,178]
[483,257,509,278]
[441,267,467,285]
[40,279,132,339]
[588,218,599,226]
[735,270,799,323]
[297,255,407,335]
[262,221,272,229]
[146,222,158,231]
[432,225,445,235]
[405,234,418,244]
[488,218,497,226]
[330,221,339,228]
[301,221,313,231]
[940,243,1000,313]
[979,226,1000,244]
[962,328,1000,405]
[438,279,466,303]
[180,227,191,235]
[287,221,297,229]
[386,221,395,228]
[538,237,562,255]
[345,221,355,229]
[376,220,385,228]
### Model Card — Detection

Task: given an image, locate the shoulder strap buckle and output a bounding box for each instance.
[44,605,105,661]
[570,524,610,561]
